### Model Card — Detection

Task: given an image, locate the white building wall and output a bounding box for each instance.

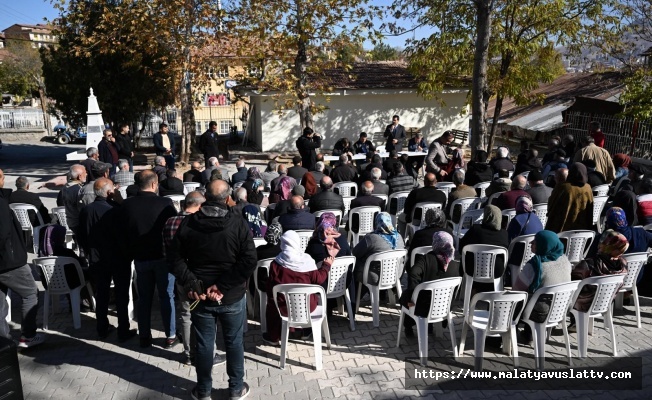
[251,89,470,152]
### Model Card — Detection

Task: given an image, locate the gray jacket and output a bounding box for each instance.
[425,140,449,173]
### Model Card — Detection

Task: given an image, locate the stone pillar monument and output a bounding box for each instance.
[66,88,106,161]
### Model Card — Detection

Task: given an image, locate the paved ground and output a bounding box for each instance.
[3,140,652,399]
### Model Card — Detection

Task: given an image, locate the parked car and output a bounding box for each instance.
[55,127,87,144]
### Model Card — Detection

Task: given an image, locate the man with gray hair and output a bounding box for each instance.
[232,186,260,216]
[153,156,168,182]
[351,181,385,210]
[310,161,325,183]
[81,146,99,183]
[56,164,87,237]
[278,195,315,231]
[330,154,357,183]
[366,167,389,196]
[202,157,229,185]
[231,159,248,186]
[260,160,279,190]
[445,169,477,222]
[489,146,514,175]
[79,177,136,341]
[9,175,51,225]
[80,162,111,206]
[113,159,135,187]
[492,174,530,210]
[308,176,345,214]
[169,179,256,400]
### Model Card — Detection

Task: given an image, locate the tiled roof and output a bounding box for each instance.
[318,61,419,89]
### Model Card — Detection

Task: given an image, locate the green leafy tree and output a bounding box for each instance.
[0,40,52,132]
[52,0,223,162]
[393,0,619,153]
[369,43,402,61]
[225,0,381,130]
[620,69,652,120]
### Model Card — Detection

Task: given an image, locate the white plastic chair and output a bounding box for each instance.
[372,194,388,207]
[557,230,595,265]
[313,209,343,227]
[473,181,491,198]
[459,290,528,371]
[570,274,625,358]
[5,290,11,323]
[461,244,508,319]
[387,190,410,227]
[507,234,536,287]
[9,203,44,245]
[355,249,407,327]
[452,208,484,254]
[341,196,354,226]
[165,194,185,212]
[447,197,479,228]
[295,230,314,252]
[533,203,548,227]
[183,182,201,194]
[501,208,517,228]
[347,206,381,246]
[615,252,648,328]
[272,284,331,370]
[322,256,356,331]
[254,258,274,333]
[409,246,432,274]
[406,202,444,242]
[334,181,357,198]
[592,184,610,197]
[396,277,462,365]
[253,237,266,248]
[593,195,608,231]
[522,281,580,370]
[34,256,88,330]
[435,182,456,201]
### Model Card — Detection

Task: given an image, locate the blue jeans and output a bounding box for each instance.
[191,296,245,396]
[134,259,175,338]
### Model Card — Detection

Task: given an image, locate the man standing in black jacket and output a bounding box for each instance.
[0,196,44,348]
[98,129,119,178]
[295,127,321,172]
[199,121,221,169]
[115,123,135,172]
[120,170,178,349]
[384,115,405,152]
[169,179,256,400]
[78,178,135,341]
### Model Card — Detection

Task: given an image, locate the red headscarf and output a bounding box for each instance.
[613,153,631,169]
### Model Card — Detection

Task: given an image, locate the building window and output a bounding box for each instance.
[219,120,231,135]
[196,121,203,132]
[207,66,228,80]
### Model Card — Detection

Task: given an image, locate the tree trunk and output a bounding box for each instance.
[38,85,52,134]
[470,0,494,156]
[179,69,196,164]
[487,95,503,154]
[294,2,314,131]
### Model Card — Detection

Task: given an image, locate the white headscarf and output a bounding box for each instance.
[274,231,317,273]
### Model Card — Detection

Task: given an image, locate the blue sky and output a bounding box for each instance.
[0,0,429,49]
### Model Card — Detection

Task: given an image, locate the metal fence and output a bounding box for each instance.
[137,109,179,138]
[564,111,652,158]
[0,109,57,130]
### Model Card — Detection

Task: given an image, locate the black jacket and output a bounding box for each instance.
[115,132,134,160]
[464,161,493,186]
[242,179,264,205]
[183,169,202,183]
[384,124,406,152]
[353,139,375,155]
[81,158,97,183]
[287,165,309,182]
[169,202,257,304]
[78,197,116,265]
[399,252,459,317]
[308,190,345,214]
[159,177,185,197]
[98,139,118,165]
[351,195,385,211]
[153,131,175,156]
[9,189,51,225]
[278,208,316,231]
[198,130,220,159]
[330,165,357,183]
[120,191,177,261]
[403,187,447,220]
[296,135,322,171]
[0,197,28,272]
[231,167,248,185]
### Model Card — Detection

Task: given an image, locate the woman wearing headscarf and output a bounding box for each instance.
[407,208,452,274]
[513,148,542,176]
[545,162,594,233]
[301,171,320,200]
[613,153,632,181]
[242,204,266,238]
[507,196,544,242]
[604,207,652,255]
[353,212,405,286]
[513,230,571,342]
[571,230,628,313]
[270,175,294,205]
[242,167,264,205]
[399,231,457,337]
[257,222,283,260]
[264,231,334,345]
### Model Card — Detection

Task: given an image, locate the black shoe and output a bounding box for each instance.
[213,354,226,365]
[404,327,414,338]
[139,336,152,348]
[164,336,179,349]
[427,324,433,334]
[230,382,250,400]
[182,354,193,366]
[191,387,211,400]
[118,329,137,343]
[442,320,448,329]
[262,333,280,346]
[98,325,115,340]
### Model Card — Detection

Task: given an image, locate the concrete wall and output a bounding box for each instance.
[249,89,470,152]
